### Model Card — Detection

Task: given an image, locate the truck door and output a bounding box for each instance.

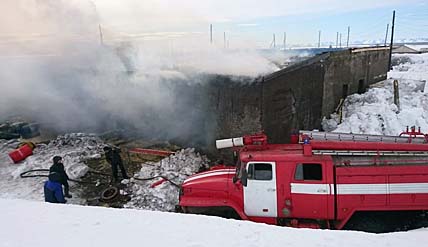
[289,162,329,219]
[243,162,278,217]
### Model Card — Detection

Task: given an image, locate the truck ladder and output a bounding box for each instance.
[313,150,428,157]
[300,130,427,144]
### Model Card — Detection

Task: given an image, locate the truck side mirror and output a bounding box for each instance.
[233,151,238,164]
[241,168,248,187]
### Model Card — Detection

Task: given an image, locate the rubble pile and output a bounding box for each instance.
[124,148,209,211]
[0,121,40,140]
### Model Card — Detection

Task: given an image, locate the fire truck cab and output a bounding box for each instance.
[179,130,428,232]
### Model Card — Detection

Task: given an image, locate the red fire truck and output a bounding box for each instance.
[178,128,428,232]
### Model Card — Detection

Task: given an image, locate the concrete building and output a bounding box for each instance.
[393,44,428,54]
[205,47,390,153]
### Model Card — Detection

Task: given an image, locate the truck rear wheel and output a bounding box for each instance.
[344,212,391,233]
[344,211,428,233]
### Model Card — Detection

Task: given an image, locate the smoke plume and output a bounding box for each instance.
[0,0,278,145]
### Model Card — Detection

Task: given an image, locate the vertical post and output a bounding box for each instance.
[210,24,213,44]
[318,30,321,48]
[388,10,396,71]
[273,33,276,49]
[347,26,350,47]
[283,32,287,50]
[339,33,342,48]
[98,24,104,45]
[336,32,339,48]
[384,23,390,46]
[393,79,400,112]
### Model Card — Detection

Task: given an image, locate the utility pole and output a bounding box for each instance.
[318,30,321,48]
[98,24,104,45]
[210,24,213,44]
[388,10,396,71]
[283,32,287,50]
[273,33,276,49]
[384,23,390,46]
[336,32,339,48]
[339,33,342,48]
[347,26,350,47]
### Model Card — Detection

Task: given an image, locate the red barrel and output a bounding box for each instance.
[8,144,33,163]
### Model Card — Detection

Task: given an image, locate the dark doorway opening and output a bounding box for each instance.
[342,84,349,99]
[358,79,365,94]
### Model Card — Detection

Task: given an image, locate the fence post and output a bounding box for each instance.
[393,79,400,112]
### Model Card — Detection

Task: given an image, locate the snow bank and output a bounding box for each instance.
[1,198,427,247]
[323,53,428,135]
[125,148,209,211]
[0,133,105,203]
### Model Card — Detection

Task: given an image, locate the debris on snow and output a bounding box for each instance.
[124,148,209,211]
[0,133,105,203]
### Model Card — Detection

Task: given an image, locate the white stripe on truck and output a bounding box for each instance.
[290,183,428,195]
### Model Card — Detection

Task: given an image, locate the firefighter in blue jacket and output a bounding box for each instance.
[44,156,71,203]
[44,180,66,203]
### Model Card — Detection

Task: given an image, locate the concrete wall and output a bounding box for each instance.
[322,47,389,116]
[181,47,389,158]
[262,55,326,143]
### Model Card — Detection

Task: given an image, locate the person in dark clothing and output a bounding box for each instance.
[104,146,129,182]
[48,156,72,198]
[44,180,66,203]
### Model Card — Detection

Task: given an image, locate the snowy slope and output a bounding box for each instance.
[323,53,428,135]
[1,198,427,247]
[0,134,104,204]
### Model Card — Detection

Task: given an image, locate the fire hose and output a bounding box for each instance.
[20,169,181,202]
[19,169,181,187]
[19,169,112,185]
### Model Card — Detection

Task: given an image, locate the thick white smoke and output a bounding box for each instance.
[0,0,278,142]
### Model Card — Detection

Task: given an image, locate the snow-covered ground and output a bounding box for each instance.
[323,53,428,135]
[1,198,427,247]
[0,134,208,211]
[1,53,428,246]
[0,133,104,204]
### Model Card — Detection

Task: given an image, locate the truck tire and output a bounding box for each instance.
[100,186,119,202]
